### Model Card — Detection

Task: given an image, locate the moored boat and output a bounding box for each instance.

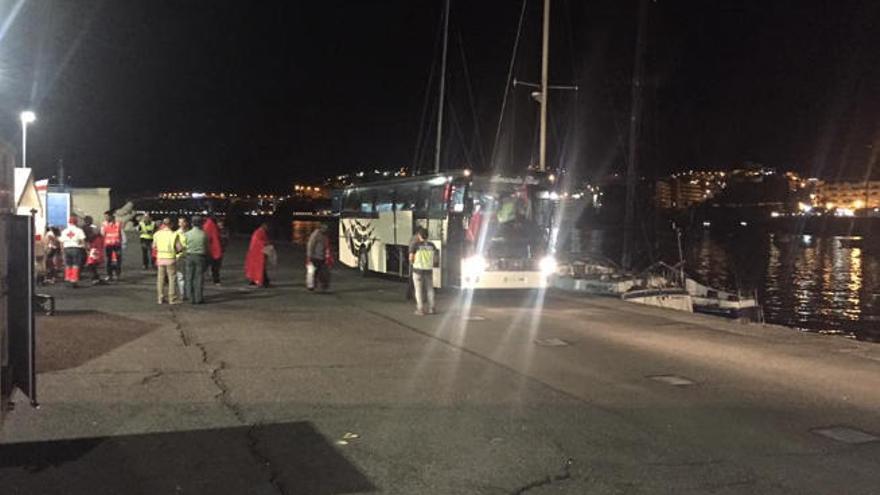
[686,278,762,321]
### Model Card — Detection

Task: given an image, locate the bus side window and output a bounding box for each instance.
[428,186,446,218]
[450,184,465,213]
[376,188,394,213]
[414,187,430,216]
[343,190,360,214]
[395,186,416,211]
[360,189,376,215]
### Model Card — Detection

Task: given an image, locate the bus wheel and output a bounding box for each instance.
[358,251,369,276]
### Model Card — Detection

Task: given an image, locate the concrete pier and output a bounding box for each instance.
[1,239,879,494]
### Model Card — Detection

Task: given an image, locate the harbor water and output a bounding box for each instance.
[582,229,880,340]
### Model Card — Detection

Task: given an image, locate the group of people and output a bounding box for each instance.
[45,212,127,287]
[46,215,442,313]
[242,221,334,292]
[153,214,226,305]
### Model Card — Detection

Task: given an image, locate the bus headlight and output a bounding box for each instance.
[539,256,557,276]
[462,255,488,278]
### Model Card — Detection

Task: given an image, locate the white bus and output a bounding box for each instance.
[337,170,559,289]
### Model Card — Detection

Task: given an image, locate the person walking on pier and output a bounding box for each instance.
[61,216,87,288]
[409,227,437,315]
[153,218,183,304]
[137,213,156,270]
[183,216,208,304]
[202,215,224,285]
[245,222,272,288]
[101,212,123,282]
[306,223,331,291]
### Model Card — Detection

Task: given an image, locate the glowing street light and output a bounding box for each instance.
[19,110,36,168]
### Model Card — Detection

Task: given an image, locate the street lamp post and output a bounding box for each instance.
[19,110,36,168]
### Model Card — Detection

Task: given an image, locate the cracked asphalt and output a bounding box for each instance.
[2,238,879,494]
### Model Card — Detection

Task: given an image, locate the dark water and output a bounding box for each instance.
[582,229,880,340]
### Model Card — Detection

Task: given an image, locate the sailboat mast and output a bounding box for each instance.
[434,0,451,174]
[622,0,648,270]
[538,0,551,172]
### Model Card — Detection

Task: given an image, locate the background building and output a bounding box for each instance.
[655,171,726,210]
[816,180,880,210]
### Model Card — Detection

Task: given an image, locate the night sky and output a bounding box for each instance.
[0,0,877,194]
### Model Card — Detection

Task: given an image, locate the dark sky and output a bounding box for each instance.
[0,0,877,194]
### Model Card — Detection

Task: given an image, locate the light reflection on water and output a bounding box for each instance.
[699,234,878,338]
[584,230,879,340]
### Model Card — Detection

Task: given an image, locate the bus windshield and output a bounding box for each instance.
[468,180,552,261]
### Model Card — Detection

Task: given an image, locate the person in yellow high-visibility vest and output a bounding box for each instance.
[152,218,183,304]
[409,227,437,315]
[137,213,156,270]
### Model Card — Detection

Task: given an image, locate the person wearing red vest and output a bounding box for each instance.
[101,211,123,281]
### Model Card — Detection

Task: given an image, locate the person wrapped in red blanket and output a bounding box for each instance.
[245,222,272,288]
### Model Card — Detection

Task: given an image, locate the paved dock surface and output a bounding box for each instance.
[2,239,879,494]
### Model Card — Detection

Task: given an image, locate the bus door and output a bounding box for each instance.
[444,182,467,288]
[393,185,417,278]
[414,185,445,288]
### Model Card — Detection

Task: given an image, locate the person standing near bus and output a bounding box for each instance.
[101,211,123,281]
[138,213,156,270]
[405,231,419,300]
[409,227,437,315]
[306,223,331,291]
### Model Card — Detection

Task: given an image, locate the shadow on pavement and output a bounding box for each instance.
[36,311,158,373]
[0,421,376,495]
